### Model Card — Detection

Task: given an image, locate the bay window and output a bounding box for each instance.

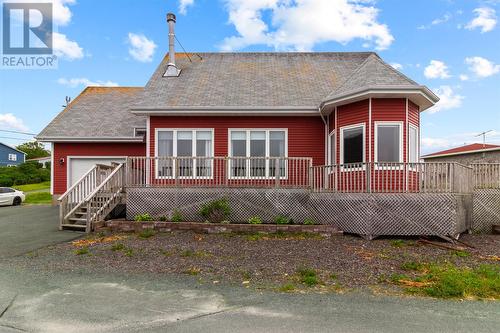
[156,129,213,178]
[340,124,365,165]
[229,129,287,178]
[375,122,402,164]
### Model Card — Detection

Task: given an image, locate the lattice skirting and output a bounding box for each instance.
[473,189,500,233]
[126,188,472,238]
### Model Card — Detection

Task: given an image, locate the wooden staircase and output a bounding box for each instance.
[59,163,125,232]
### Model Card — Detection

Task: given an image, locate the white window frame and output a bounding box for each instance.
[374,121,404,169]
[154,128,215,179]
[8,154,17,161]
[328,132,335,166]
[228,129,288,179]
[408,124,419,164]
[340,123,366,171]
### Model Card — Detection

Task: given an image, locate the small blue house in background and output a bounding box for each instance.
[0,142,26,167]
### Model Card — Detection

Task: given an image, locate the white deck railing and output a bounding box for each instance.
[126,156,313,189]
[310,162,473,194]
[472,163,500,189]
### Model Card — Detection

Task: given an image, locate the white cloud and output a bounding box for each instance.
[179,0,195,14]
[220,0,394,51]
[465,56,500,78]
[57,78,119,88]
[390,63,403,70]
[0,113,29,132]
[127,33,157,63]
[52,0,76,26]
[424,60,451,79]
[465,7,497,33]
[53,32,84,60]
[418,13,451,30]
[428,85,464,114]
[459,74,469,81]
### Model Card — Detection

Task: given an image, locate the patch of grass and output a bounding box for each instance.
[241,270,252,280]
[401,261,425,271]
[248,216,263,224]
[184,267,201,276]
[452,250,470,258]
[24,192,52,204]
[392,263,500,299]
[390,239,406,248]
[74,247,89,255]
[274,215,291,225]
[329,273,338,281]
[389,273,410,283]
[134,213,153,222]
[111,243,125,251]
[13,181,50,192]
[137,229,156,239]
[278,283,296,292]
[124,248,134,257]
[161,249,176,256]
[200,199,231,223]
[297,267,320,287]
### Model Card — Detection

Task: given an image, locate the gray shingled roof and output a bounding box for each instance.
[38,52,435,141]
[37,87,146,140]
[133,52,375,110]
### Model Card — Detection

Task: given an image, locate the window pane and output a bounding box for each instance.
[329,134,335,165]
[270,131,285,177]
[250,131,266,177]
[377,125,400,163]
[177,131,193,176]
[343,127,363,164]
[231,131,246,177]
[409,127,418,163]
[196,131,212,177]
[158,131,173,156]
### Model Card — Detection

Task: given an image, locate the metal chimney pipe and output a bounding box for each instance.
[164,12,180,77]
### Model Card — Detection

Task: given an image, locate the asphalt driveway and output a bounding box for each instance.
[0,205,82,258]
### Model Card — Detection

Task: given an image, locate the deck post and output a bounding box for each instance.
[275,158,280,188]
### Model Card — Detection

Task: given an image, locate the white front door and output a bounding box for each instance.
[68,157,126,188]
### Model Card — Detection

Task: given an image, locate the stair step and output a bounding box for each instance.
[69,217,87,222]
[61,224,86,230]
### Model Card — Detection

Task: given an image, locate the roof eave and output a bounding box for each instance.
[35,136,144,143]
[130,106,320,116]
[422,147,500,159]
[319,86,439,114]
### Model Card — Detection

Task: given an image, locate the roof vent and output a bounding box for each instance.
[164,13,181,77]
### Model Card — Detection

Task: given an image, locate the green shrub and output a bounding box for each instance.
[401,261,425,271]
[248,216,263,224]
[200,199,231,223]
[0,162,50,186]
[171,209,183,222]
[274,215,291,225]
[0,175,14,187]
[390,239,405,248]
[303,218,317,225]
[159,216,168,222]
[134,213,153,222]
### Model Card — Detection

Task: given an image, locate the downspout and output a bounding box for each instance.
[319,106,328,165]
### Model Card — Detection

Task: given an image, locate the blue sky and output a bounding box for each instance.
[0,0,499,154]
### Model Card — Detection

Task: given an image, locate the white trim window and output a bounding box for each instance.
[340,123,365,167]
[8,154,17,162]
[375,122,403,164]
[155,129,214,178]
[409,124,419,163]
[228,129,287,178]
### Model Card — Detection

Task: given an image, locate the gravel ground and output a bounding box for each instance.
[7,231,499,293]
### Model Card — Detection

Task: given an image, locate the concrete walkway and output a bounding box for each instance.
[0,205,81,258]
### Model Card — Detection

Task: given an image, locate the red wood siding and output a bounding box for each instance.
[408,100,420,127]
[53,142,146,194]
[149,116,325,165]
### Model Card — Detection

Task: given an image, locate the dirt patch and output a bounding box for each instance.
[13,231,500,296]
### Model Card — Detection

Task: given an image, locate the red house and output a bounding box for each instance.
[38,14,478,239]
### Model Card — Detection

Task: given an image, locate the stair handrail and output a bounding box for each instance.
[83,163,125,232]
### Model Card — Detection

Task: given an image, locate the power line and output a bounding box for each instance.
[0,136,35,141]
[0,129,36,136]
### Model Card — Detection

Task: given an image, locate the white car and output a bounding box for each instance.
[0,187,25,206]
